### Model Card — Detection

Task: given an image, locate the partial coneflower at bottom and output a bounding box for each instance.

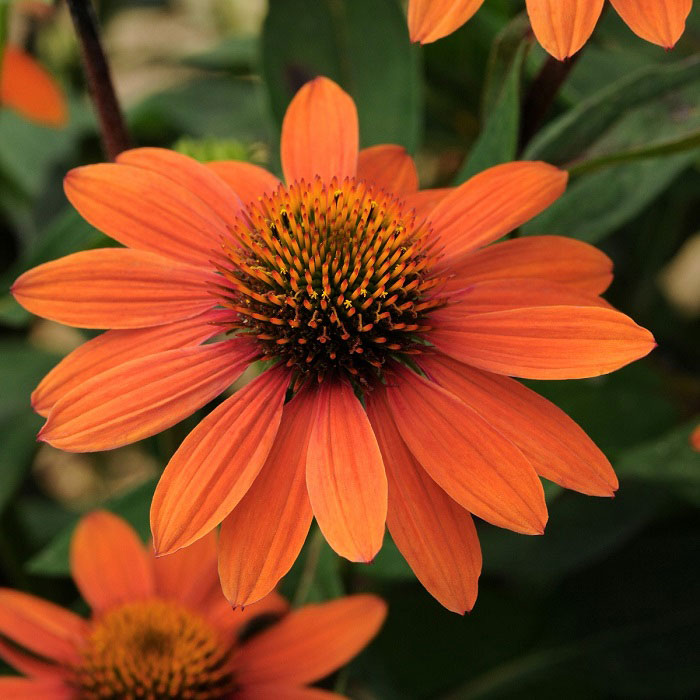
[0,511,386,699]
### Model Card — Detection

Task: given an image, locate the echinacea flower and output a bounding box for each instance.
[408,0,693,59]
[0,45,67,126]
[0,510,386,699]
[12,76,655,614]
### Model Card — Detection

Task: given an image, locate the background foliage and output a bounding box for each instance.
[1,1,699,697]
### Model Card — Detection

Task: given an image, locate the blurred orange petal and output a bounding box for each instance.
[306,379,387,562]
[430,305,656,379]
[430,162,568,267]
[281,77,358,184]
[403,187,453,223]
[357,144,419,194]
[151,367,289,555]
[219,390,314,607]
[234,595,386,686]
[0,590,87,665]
[0,637,62,679]
[526,0,605,60]
[0,678,72,699]
[207,161,282,205]
[384,366,548,535]
[0,46,67,126]
[367,391,481,613]
[32,309,224,417]
[421,354,619,496]
[448,235,613,295]
[611,0,692,48]
[64,162,232,268]
[690,425,700,452]
[237,687,344,700]
[408,0,486,43]
[70,511,154,613]
[11,249,214,329]
[206,591,288,642]
[40,339,256,451]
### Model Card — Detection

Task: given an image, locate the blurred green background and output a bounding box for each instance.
[1,1,699,698]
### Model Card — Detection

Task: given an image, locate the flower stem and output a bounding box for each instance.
[292,525,325,607]
[66,0,130,160]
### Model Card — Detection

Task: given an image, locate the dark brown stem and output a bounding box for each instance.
[519,51,581,152]
[66,0,130,160]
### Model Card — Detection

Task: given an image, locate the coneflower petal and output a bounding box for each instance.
[0,677,73,699]
[207,160,282,206]
[408,0,486,44]
[526,0,605,60]
[70,511,155,613]
[234,595,387,686]
[367,391,481,614]
[151,367,289,556]
[421,354,619,496]
[39,339,257,452]
[281,77,359,185]
[430,305,657,379]
[219,389,314,608]
[384,366,548,535]
[611,0,692,49]
[306,380,387,563]
[357,144,419,194]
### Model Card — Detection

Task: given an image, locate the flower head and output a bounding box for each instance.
[408,0,693,59]
[1,45,67,126]
[12,76,655,613]
[0,510,386,699]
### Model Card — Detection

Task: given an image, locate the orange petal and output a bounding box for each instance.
[0,637,62,678]
[40,339,256,452]
[151,367,289,555]
[421,354,618,496]
[0,46,67,127]
[0,589,87,665]
[430,162,568,267]
[0,678,72,699]
[357,145,419,194]
[32,309,225,418]
[12,249,214,329]
[403,187,452,224]
[366,392,481,613]
[408,0,486,43]
[206,591,289,643]
[691,425,700,452]
[526,0,605,60]
[207,161,282,206]
[611,0,692,48]
[306,380,387,563]
[237,687,343,700]
[447,235,613,295]
[384,366,547,535]
[153,530,221,610]
[218,389,314,607]
[444,278,611,313]
[429,305,656,379]
[64,162,231,268]
[234,595,386,686]
[281,77,359,185]
[70,511,154,613]
[116,148,244,229]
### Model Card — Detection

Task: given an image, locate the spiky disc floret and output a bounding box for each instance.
[217,177,445,385]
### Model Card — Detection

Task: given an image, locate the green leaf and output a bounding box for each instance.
[182,36,258,73]
[615,419,700,505]
[261,0,422,151]
[454,40,527,183]
[26,478,157,577]
[524,56,700,165]
[0,410,42,513]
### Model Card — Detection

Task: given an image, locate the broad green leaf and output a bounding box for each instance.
[26,478,157,577]
[454,40,527,183]
[261,0,422,151]
[615,419,700,505]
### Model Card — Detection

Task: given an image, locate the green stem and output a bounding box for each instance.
[292,525,324,607]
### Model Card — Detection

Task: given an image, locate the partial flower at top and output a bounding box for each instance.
[0,45,67,126]
[0,510,386,699]
[12,76,655,614]
[408,0,693,60]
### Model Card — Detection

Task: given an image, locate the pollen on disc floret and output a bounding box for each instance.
[217,175,446,387]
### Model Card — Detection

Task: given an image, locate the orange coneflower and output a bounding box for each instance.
[0,510,386,699]
[0,44,67,126]
[12,76,655,614]
[408,0,693,59]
